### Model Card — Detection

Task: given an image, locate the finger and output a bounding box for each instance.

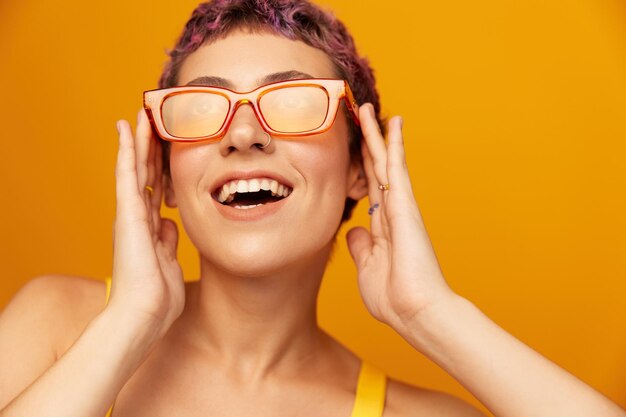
[142,111,156,189]
[136,111,157,236]
[346,226,373,272]
[152,132,163,205]
[359,103,388,187]
[135,109,151,195]
[362,142,382,202]
[386,116,413,198]
[362,143,389,240]
[151,138,164,236]
[115,120,148,225]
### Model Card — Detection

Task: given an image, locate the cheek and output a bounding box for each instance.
[304,122,354,190]
[293,133,354,216]
[169,143,211,191]
[301,144,348,175]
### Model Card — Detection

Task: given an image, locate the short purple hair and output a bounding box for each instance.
[158,0,384,221]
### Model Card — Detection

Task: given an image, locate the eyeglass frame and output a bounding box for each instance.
[143,78,361,143]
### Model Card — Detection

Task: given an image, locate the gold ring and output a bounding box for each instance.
[145,185,154,195]
[378,183,390,191]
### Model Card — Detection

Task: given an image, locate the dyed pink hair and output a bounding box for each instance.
[158,0,384,220]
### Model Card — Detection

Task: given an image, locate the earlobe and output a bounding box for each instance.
[347,164,369,201]
[163,175,178,208]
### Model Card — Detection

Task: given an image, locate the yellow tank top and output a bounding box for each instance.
[103,277,386,417]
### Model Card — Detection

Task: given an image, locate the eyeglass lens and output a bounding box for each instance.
[161,85,330,139]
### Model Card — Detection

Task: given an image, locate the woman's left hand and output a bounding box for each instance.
[347,105,626,417]
[346,103,455,332]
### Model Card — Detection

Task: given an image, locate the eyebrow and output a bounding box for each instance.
[185,70,316,89]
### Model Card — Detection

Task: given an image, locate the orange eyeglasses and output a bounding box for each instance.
[143,78,360,143]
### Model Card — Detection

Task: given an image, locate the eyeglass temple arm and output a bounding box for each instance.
[343,82,361,126]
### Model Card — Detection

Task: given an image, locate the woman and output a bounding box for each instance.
[0,1,624,416]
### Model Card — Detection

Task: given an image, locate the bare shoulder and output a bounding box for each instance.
[2,274,107,357]
[0,274,106,408]
[384,377,486,417]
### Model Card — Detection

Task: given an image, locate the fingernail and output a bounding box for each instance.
[116,121,121,134]
[398,116,404,129]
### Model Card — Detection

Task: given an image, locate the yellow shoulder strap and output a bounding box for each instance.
[350,361,387,417]
[104,277,112,306]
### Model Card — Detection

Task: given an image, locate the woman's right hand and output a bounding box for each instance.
[109,110,185,334]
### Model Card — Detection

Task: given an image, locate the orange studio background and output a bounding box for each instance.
[1,0,625,414]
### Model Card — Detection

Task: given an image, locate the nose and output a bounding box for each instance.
[219,102,272,156]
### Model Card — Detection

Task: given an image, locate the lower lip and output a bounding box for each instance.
[212,196,289,221]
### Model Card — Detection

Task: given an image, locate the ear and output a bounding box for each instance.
[347,160,368,201]
[163,174,178,208]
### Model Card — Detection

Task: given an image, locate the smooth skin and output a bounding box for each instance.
[0,30,624,417]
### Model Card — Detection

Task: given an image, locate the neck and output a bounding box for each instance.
[178,245,333,382]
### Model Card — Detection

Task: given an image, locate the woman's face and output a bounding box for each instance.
[167,29,366,276]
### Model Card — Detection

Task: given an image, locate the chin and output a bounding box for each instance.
[199,233,333,278]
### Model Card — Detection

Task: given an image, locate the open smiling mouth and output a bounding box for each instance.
[213,178,293,209]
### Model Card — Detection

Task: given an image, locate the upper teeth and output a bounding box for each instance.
[216,178,292,204]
